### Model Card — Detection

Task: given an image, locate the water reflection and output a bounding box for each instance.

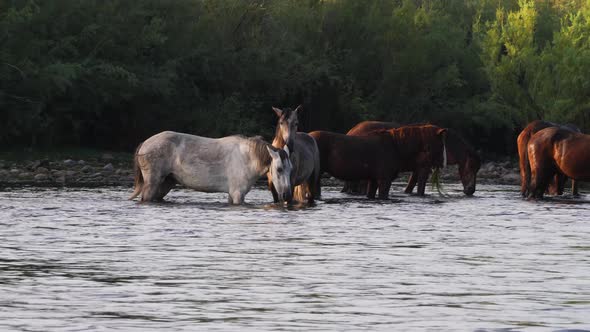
[0,184,589,330]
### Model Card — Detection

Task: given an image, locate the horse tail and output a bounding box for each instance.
[523,137,533,197]
[129,142,144,200]
[517,130,531,197]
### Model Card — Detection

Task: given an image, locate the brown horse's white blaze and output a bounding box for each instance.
[129,131,293,204]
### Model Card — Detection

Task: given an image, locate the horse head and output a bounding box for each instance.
[449,131,481,196]
[272,105,300,152]
[458,153,480,196]
[266,145,294,203]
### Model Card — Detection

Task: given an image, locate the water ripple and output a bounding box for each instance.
[0,184,589,331]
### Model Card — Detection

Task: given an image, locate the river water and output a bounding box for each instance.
[1,183,589,331]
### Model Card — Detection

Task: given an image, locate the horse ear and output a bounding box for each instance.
[293,105,302,116]
[266,146,279,159]
[272,107,283,117]
[283,145,290,157]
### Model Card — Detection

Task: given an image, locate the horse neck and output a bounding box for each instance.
[273,125,295,153]
[447,133,473,167]
[272,131,287,149]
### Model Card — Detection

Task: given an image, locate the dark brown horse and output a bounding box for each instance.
[311,124,448,198]
[517,120,581,197]
[528,127,590,199]
[309,131,399,199]
[346,122,464,196]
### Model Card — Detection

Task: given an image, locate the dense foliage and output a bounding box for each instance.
[1,0,589,155]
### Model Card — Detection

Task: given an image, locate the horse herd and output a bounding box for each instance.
[129,107,588,205]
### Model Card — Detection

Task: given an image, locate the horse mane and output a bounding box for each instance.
[361,128,392,137]
[562,123,582,133]
[389,124,439,141]
[246,136,272,171]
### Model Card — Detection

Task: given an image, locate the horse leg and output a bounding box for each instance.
[229,189,244,205]
[405,172,418,194]
[416,169,431,196]
[572,179,579,196]
[359,180,369,195]
[377,180,392,199]
[306,166,321,203]
[268,176,279,203]
[154,175,176,201]
[140,171,162,203]
[367,179,378,199]
[307,181,315,205]
[546,174,559,195]
[556,173,566,195]
[342,181,350,193]
[314,171,322,199]
[529,166,554,200]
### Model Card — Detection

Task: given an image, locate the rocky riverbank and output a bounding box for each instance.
[0,153,522,188]
[445,160,521,185]
[0,153,134,187]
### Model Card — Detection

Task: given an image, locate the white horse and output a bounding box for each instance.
[129,131,293,204]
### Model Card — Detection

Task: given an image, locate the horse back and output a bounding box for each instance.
[347,121,399,136]
[550,129,590,180]
[140,131,248,192]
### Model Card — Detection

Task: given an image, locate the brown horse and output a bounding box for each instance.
[346,121,480,196]
[268,106,321,204]
[517,120,581,197]
[528,127,590,199]
[309,131,399,199]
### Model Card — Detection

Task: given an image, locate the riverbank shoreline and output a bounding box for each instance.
[0,152,522,188]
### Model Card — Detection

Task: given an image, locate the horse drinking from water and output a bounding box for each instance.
[129,131,293,204]
[269,106,321,204]
[346,121,480,196]
[517,120,581,197]
[527,127,590,199]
